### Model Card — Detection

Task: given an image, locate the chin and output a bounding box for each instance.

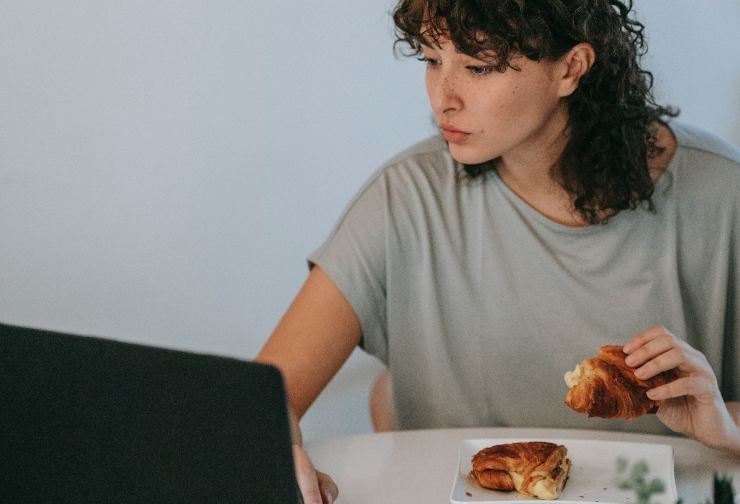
[447,143,497,165]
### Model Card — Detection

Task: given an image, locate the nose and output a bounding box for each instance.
[427,71,463,116]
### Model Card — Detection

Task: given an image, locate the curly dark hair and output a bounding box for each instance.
[392,0,678,224]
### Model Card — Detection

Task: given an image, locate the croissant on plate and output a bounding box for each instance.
[470,441,571,500]
[564,345,679,419]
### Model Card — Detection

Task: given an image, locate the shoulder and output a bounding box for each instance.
[378,135,456,179]
[337,135,457,218]
[668,121,740,194]
[667,122,740,217]
[375,135,459,191]
[671,121,740,169]
[381,134,450,168]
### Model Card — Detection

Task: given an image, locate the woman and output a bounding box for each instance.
[258,1,740,502]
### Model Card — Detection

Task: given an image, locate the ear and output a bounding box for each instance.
[556,43,596,98]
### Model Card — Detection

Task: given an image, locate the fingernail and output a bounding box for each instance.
[634,367,646,378]
[646,389,656,399]
[624,355,635,366]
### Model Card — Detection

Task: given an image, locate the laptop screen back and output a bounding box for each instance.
[0,322,300,504]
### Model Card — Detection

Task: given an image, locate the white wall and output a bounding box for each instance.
[635,1,740,140]
[1,1,738,441]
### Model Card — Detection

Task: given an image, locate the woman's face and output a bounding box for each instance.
[422,39,568,165]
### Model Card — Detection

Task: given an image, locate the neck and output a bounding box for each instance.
[494,105,587,226]
[495,104,569,196]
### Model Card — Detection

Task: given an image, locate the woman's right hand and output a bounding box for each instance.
[293,443,338,504]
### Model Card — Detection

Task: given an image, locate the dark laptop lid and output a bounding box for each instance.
[0,322,300,504]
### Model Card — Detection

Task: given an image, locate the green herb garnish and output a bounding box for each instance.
[711,474,735,504]
[616,459,736,504]
[616,458,666,504]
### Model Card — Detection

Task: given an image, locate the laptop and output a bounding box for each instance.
[0,322,301,504]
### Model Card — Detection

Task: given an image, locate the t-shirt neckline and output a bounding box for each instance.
[487,134,681,235]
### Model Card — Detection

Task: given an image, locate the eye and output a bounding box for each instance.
[466,65,495,76]
[417,56,440,67]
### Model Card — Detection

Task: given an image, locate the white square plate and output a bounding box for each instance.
[450,438,677,504]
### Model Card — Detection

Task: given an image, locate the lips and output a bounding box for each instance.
[439,124,471,144]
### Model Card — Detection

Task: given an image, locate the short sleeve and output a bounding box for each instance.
[723,188,740,402]
[307,170,389,365]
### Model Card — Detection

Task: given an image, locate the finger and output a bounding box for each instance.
[633,347,685,380]
[622,325,671,354]
[647,375,714,401]
[624,333,676,368]
[639,346,713,380]
[293,445,323,504]
[317,471,339,504]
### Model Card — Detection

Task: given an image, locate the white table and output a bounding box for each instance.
[305,427,740,504]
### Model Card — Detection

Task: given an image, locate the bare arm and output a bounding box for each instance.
[256,265,362,418]
[256,265,361,503]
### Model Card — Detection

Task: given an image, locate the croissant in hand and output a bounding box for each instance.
[564,345,679,419]
[470,441,571,500]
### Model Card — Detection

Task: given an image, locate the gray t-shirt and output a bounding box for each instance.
[308,122,740,435]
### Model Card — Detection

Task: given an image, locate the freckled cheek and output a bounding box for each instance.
[424,75,434,103]
[475,88,522,131]
[424,73,442,107]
